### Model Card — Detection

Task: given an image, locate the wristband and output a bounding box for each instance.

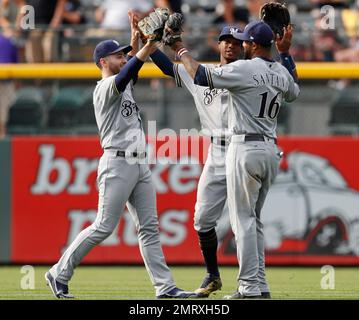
[280,52,296,70]
[177,47,188,59]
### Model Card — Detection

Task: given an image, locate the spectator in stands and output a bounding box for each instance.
[309,9,343,61]
[199,0,249,60]
[213,0,249,29]
[246,0,267,20]
[63,0,85,25]
[335,38,359,61]
[93,0,152,35]
[291,43,313,62]
[335,4,359,61]
[0,0,24,37]
[0,34,18,139]
[25,0,66,62]
[309,0,350,9]
[62,0,86,37]
[311,29,343,61]
[154,0,183,14]
[0,0,22,137]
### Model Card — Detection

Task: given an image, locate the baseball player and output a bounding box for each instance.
[164,21,299,298]
[44,26,197,299]
[148,25,243,297]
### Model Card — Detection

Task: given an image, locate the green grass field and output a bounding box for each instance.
[0,266,358,300]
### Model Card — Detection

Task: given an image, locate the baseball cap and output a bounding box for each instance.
[93,40,132,65]
[218,26,242,42]
[233,21,274,47]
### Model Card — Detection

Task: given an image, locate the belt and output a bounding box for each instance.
[105,149,147,158]
[231,134,277,145]
[116,150,147,158]
[210,136,228,146]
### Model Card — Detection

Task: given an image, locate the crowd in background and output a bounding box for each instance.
[0,0,359,138]
[0,0,358,63]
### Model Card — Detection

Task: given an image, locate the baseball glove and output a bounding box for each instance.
[162,13,185,46]
[138,8,170,41]
[259,2,291,38]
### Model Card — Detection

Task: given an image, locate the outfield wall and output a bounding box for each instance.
[1,136,359,265]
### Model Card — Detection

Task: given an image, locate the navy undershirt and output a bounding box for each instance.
[114,56,143,92]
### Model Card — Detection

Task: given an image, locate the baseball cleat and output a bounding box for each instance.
[157,287,198,299]
[223,291,263,299]
[195,275,222,298]
[45,272,75,299]
[261,292,271,299]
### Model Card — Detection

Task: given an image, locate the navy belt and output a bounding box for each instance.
[242,134,277,145]
[116,151,147,158]
[210,136,227,146]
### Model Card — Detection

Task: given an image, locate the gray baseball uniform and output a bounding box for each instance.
[206,57,300,295]
[174,64,229,233]
[49,75,176,296]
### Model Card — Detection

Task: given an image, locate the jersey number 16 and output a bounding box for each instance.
[255,91,281,119]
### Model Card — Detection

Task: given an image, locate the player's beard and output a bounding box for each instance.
[244,47,253,60]
[108,62,121,75]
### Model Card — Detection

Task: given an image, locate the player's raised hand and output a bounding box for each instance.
[128,10,140,56]
[128,10,149,55]
[128,11,138,31]
[128,10,141,40]
[275,25,293,54]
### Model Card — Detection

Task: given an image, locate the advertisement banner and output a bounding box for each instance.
[11,136,359,265]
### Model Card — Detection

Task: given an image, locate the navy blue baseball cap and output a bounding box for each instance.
[93,40,132,65]
[233,21,274,47]
[218,26,242,41]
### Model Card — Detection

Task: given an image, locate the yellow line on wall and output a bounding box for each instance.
[1,62,359,79]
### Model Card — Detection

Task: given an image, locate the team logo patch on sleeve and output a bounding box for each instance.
[212,68,223,77]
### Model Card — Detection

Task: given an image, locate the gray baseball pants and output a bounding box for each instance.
[194,142,228,233]
[226,136,281,296]
[49,150,176,296]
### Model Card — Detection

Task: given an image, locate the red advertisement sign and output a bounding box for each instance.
[11,136,359,265]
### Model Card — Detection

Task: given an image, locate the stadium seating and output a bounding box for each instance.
[277,103,291,135]
[47,87,94,133]
[329,87,359,135]
[6,87,45,134]
[75,89,98,134]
